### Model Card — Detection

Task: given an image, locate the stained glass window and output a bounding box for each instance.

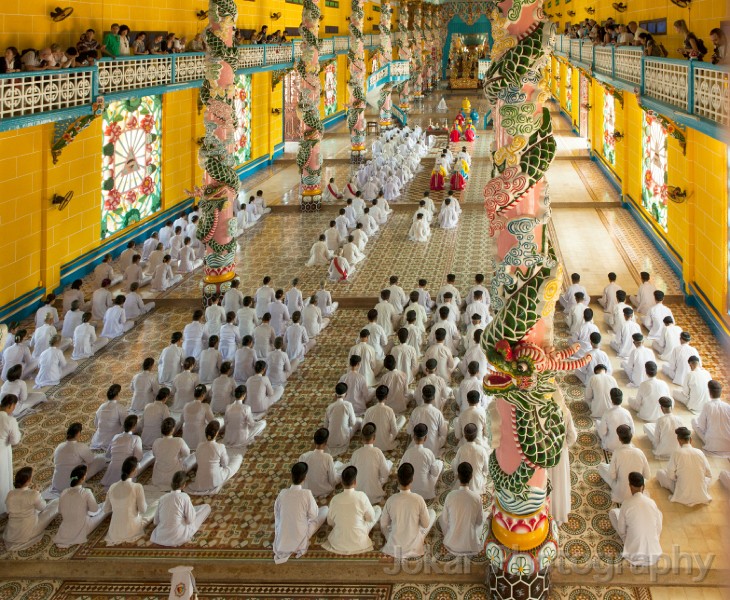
[101,95,162,239]
[324,63,337,116]
[602,91,615,167]
[233,74,252,166]
[565,66,572,114]
[641,111,668,230]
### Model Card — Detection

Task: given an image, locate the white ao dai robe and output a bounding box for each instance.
[439,486,484,556]
[150,489,210,546]
[53,486,105,547]
[104,479,149,545]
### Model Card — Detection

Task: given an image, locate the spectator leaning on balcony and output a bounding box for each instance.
[133,33,149,55]
[174,36,187,53]
[253,26,268,44]
[148,34,165,55]
[603,24,618,45]
[76,30,99,65]
[710,28,728,65]
[102,24,121,58]
[118,25,131,56]
[616,24,634,46]
[674,20,707,61]
[189,34,207,52]
[0,47,22,73]
[637,33,665,58]
[161,33,177,54]
[628,22,648,45]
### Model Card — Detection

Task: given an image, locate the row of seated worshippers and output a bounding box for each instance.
[271,272,500,562]
[233,189,271,235]
[408,190,463,242]
[559,270,730,566]
[0,275,339,550]
[429,145,470,193]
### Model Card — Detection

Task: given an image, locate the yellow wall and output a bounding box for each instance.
[553,0,728,59]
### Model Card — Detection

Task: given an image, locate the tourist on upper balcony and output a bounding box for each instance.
[0,47,21,73]
[58,47,79,69]
[174,36,187,53]
[117,25,131,56]
[616,24,634,46]
[603,24,618,45]
[280,32,288,44]
[253,25,268,44]
[148,34,166,55]
[637,33,665,58]
[38,47,61,69]
[269,30,282,44]
[189,33,207,52]
[674,19,707,61]
[76,29,99,65]
[628,21,648,46]
[161,33,177,54]
[132,32,149,55]
[102,23,121,57]
[710,28,727,65]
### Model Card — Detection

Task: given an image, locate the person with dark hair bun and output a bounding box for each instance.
[181,385,214,450]
[102,414,145,489]
[151,470,211,546]
[3,466,59,550]
[53,464,107,548]
[130,358,159,415]
[49,422,107,497]
[104,456,153,545]
[90,384,127,451]
[152,416,195,491]
[158,332,184,387]
[187,420,242,495]
[0,363,47,417]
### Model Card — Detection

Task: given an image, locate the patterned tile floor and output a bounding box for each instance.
[1,91,727,598]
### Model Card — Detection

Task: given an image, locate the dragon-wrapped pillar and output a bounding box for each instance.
[421,4,432,94]
[195,0,240,306]
[378,0,393,128]
[348,0,366,154]
[481,3,587,599]
[395,2,411,112]
[297,0,324,211]
[410,1,423,99]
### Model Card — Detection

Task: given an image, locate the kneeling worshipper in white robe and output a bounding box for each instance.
[91,281,114,324]
[247,360,285,414]
[322,465,381,555]
[102,414,151,489]
[265,339,292,388]
[362,387,405,453]
[151,255,182,292]
[409,213,430,243]
[152,417,196,491]
[273,461,328,564]
[285,313,312,367]
[60,302,83,341]
[328,252,353,283]
[90,384,127,451]
[547,394,577,525]
[598,425,651,504]
[656,426,713,506]
[620,333,655,388]
[654,316,682,358]
[182,310,206,361]
[399,424,443,501]
[140,388,172,450]
[171,359,199,416]
[188,421,243,495]
[644,396,684,459]
[34,335,78,389]
[324,382,362,456]
[48,422,107,499]
[3,467,59,551]
[181,385,216,451]
[596,388,635,452]
[53,464,107,548]
[101,295,135,339]
[299,428,344,498]
[585,364,618,419]
[644,290,673,339]
[662,332,700,385]
[342,236,365,266]
[609,472,663,566]
[306,234,333,267]
[610,308,641,358]
[438,198,460,229]
[323,177,343,202]
[104,457,157,546]
[72,312,110,361]
[439,462,485,556]
[224,385,267,450]
[158,332,185,387]
[380,462,437,559]
[691,380,730,455]
[408,387,448,455]
[627,361,670,422]
[210,362,237,414]
[1,364,47,418]
[673,355,712,413]
[575,333,611,386]
[2,330,38,381]
[151,470,211,546]
[452,424,490,494]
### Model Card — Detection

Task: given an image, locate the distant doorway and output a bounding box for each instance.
[284,70,302,142]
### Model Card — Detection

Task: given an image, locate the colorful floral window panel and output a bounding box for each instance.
[324,63,337,117]
[101,95,162,240]
[602,91,615,167]
[565,66,572,114]
[641,111,669,230]
[233,74,252,166]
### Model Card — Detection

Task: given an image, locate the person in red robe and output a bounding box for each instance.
[450,169,465,191]
[464,124,476,142]
[449,124,461,142]
[430,165,446,191]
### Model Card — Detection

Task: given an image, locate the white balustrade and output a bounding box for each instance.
[644,58,689,111]
[693,65,730,126]
[319,39,334,55]
[593,46,613,76]
[390,60,410,77]
[614,47,642,85]
[238,46,265,69]
[570,39,582,60]
[174,54,206,83]
[334,36,349,52]
[265,44,293,65]
[293,40,303,60]
[478,59,490,80]
[0,68,93,119]
[97,56,172,94]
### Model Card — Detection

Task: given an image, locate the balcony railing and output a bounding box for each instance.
[0,67,94,120]
[478,59,491,80]
[97,55,172,94]
[551,34,729,130]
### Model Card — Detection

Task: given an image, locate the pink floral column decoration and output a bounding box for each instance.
[347,0,367,153]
